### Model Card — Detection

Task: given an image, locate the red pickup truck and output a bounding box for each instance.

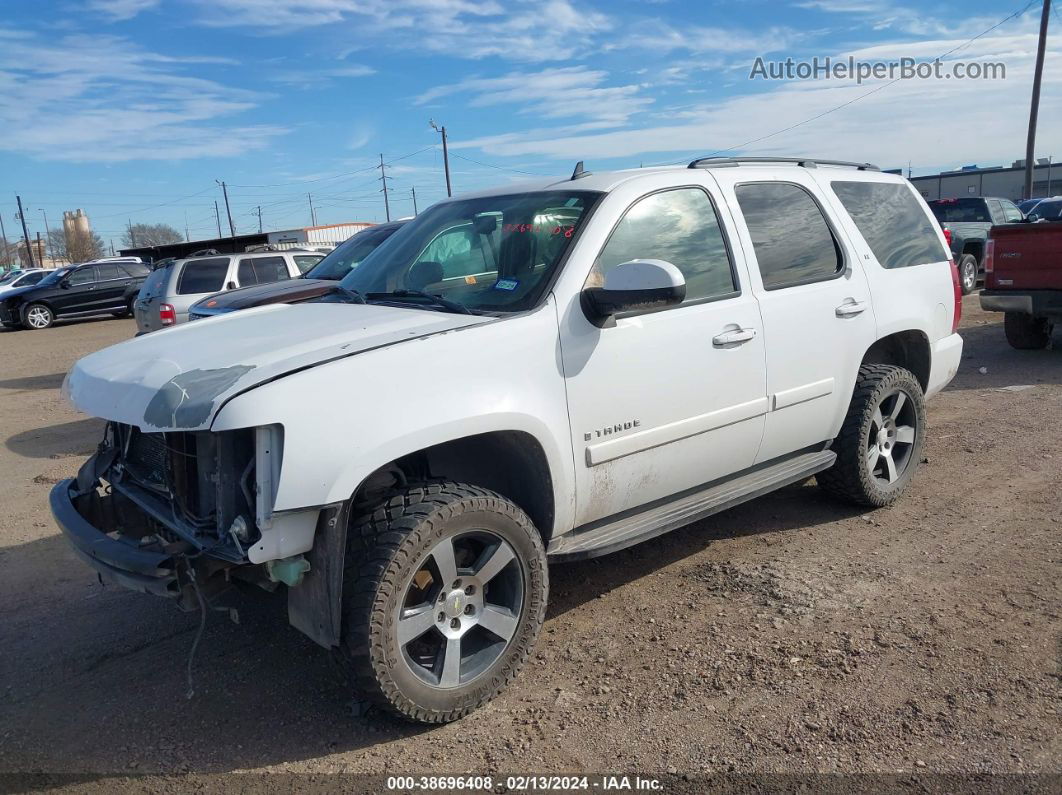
[980,198,1062,349]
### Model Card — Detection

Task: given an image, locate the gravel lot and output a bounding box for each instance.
[0,299,1059,785]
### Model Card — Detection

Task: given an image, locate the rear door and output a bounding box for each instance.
[713,169,878,462]
[92,263,130,309]
[236,256,292,287]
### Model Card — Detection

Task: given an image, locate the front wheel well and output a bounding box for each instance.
[353,431,556,543]
[861,331,930,392]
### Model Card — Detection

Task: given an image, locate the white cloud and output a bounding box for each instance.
[452,27,1062,173]
[417,67,651,128]
[796,0,1011,38]
[86,0,161,20]
[609,19,797,55]
[269,64,376,88]
[0,30,287,162]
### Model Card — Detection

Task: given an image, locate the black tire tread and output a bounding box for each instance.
[336,480,546,724]
[818,364,924,508]
[1004,312,1052,350]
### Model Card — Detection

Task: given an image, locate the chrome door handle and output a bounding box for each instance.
[836,300,868,317]
[713,327,757,347]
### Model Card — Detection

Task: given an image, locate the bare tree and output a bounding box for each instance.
[122,223,183,248]
[48,227,105,263]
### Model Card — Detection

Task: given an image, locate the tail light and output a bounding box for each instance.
[943,226,952,247]
[983,238,995,274]
[159,303,176,326]
[949,260,962,333]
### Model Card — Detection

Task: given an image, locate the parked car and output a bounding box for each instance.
[132,250,325,334]
[980,197,1062,349]
[0,261,149,330]
[1017,198,1043,216]
[928,197,1024,294]
[54,158,962,723]
[0,267,56,297]
[188,221,407,320]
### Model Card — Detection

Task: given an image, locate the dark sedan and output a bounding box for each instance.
[188,221,407,321]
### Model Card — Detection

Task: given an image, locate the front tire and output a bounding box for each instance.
[957,254,978,295]
[1004,311,1052,350]
[23,303,54,330]
[337,481,548,723]
[819,364,926,507]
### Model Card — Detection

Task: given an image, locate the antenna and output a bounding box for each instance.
[571,161,590,180]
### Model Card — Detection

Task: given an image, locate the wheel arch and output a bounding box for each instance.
[860,330,931,393]
[961,240,983,262]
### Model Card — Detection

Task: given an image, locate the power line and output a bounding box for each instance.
[648,0,1042,167]
[91,186,216,220]
[228,145,437,189]
[447,151,542,176]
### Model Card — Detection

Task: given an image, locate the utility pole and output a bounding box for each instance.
[307,194,317,226]
[16,195,34,268]
[411,186,418,216]
[430,119,452,197]
[0,209,10,265]
[378,153,391,222]
[256,205,263,233]
[1024,0,1051,199]
[213,201,223,238]
[217,180,236,239]
[127,219,136,247]
[109,239,115,256]
[40,210,53,262]
[184,211,190,242]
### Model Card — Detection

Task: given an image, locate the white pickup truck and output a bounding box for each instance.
[53,157,963,723]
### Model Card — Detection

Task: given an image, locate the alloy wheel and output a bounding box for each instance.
[25,306,51,329]
[866,388,918,486]
[395,530,523,689]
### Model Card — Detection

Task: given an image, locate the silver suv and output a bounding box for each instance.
[133,250,322,333]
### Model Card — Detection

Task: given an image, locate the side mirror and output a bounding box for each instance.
[583,259,686,320]
[59,279,71,289]
[226,281,237,290]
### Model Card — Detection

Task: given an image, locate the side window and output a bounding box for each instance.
[988,200,1006,225]
[293,255,322,273]
[417,225,490,280]
[1001,200,1024,223]
[237,259,256,286]
[96,264,121,281]
[66,267,96,286]
[831,181,948,269]
[735,183,842,289]
[177,258,230,295]
[252,256,291,284]
[591,187,737,302]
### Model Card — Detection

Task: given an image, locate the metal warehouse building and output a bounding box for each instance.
[910,160,1059,202]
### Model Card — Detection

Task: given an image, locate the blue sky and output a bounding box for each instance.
[1,0,1059,247]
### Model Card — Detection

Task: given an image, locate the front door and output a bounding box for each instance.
[715,171,877,463]
[54,266,99,314]
[560,182,768,527]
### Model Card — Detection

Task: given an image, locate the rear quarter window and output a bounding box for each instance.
[832,181,947,269]
[177,258,231,295]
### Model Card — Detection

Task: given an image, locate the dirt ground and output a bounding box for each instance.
[0,298,1059,787]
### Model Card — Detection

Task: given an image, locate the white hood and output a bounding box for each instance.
[63,302,489,432]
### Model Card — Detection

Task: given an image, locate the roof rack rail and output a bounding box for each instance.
[688,156,879,171]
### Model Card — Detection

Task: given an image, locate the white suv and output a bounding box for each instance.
[53,157,962,723]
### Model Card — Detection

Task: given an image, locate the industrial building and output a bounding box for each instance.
[909,159,1059,201]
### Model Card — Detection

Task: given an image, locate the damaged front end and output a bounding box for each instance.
[51,421,306,611]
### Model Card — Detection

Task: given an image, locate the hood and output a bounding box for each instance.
[192,279,336,313]
[64,302,489,432]
[0,284,43,302]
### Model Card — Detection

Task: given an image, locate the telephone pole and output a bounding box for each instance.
[40,210,53,262]
[378,154,392,222]
[213,201,223,238]
[1024,0,1052,199]
[430,119,452,197]
[16,195,34,268]
[127,219,136,247]
[216,180,236,240]
[307,194,317,226]
[256,205,263,233]
[411,186,419,216]
[184,211,190,242]
[0,209,11,265]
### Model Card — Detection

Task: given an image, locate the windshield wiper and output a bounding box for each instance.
[329,285,367,304]
[366,289,476,315]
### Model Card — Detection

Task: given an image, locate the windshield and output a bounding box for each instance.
[1030,199,1062,221]
[338,190,600,313]
[305,225,403,280]
[928,199,991,223]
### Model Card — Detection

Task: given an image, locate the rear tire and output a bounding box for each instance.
[336,480,547,723]
[957,254,978,295]
[1004,311,1052,350]
[22,303,53,330]
[819,364,926,508]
